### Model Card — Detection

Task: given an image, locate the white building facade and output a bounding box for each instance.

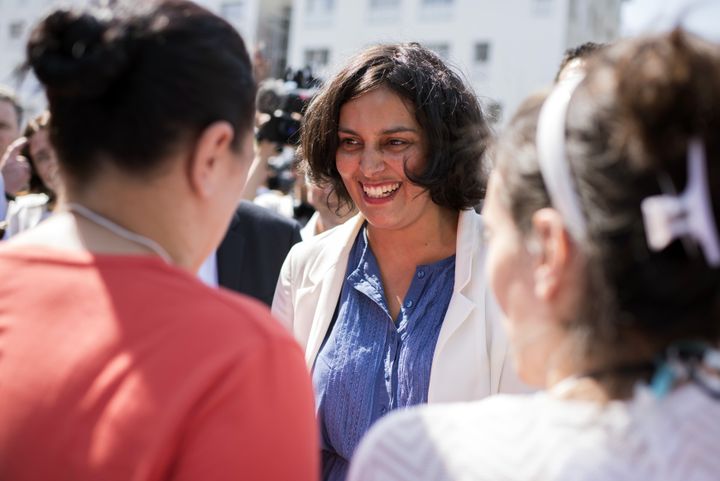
[0,0,291,118]
[287,0,621,122]
[196,0,292,78]
[0,0,89,116]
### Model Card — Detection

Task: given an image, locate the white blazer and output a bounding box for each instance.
[272,209,528,402]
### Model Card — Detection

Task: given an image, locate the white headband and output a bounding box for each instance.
[536,74,587,241]
[641,138,720,267]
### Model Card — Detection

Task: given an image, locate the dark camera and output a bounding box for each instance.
[255,86,315,145]
[256,112,301,145]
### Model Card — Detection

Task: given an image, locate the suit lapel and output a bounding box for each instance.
[216,215,247,292]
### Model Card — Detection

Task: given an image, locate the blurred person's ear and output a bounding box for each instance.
[188,121,235,197]
[529,208,575,302]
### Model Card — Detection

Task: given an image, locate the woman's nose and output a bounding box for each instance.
[359,147,385,177]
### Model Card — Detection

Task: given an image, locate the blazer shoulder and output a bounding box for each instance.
[233,201,301,234]
[283,216,362,280]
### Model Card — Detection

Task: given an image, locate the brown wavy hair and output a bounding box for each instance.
[301,42,491,212]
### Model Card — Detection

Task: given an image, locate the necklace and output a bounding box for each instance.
[64,202,173,264]
[550,344,720,402]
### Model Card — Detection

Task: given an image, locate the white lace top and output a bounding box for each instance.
[348,382,720,481]
[3,193,51,239]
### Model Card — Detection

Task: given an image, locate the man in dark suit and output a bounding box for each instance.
[199,201,302,306]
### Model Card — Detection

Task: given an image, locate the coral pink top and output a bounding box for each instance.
[0,246,318,481]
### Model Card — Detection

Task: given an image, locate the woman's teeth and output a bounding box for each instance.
[363,183,400,198]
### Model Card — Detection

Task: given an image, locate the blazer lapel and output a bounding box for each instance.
[433,209,482,358]
[303,214,365,367]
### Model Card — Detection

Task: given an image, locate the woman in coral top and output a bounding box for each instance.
[0,2,317,480]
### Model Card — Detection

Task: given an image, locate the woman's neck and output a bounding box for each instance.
[69,181,199,270]
[13,170,204,273]
[546,354,657,402]
[366,207,459,266]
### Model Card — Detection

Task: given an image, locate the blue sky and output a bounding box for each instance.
[622,0,720,41]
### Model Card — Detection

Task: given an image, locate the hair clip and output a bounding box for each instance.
[640,138,720,267]
[650,361,677,399]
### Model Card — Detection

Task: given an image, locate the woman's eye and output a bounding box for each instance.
[388,139,407,146]
[340,138,360,147]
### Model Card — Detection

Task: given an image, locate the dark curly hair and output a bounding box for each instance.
[301,42,490,212]
[494,29,720,398]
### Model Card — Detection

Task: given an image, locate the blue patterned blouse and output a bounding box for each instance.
[313,226,456,481]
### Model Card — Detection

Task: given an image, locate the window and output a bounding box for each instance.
[307,0,336,13]
[368,0,401,21]
[569,0,578,20]
[425,43,450,61]
[419,0,453,21]
[220,1,246,24]
[9,21,24,40]
[304,48,329,70]
[474,42,491,64]
[532,0,554,15]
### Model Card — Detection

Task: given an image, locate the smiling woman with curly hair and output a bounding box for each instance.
[272,42,527,481]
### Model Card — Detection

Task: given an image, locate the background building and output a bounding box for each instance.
[0,0,292,118]
[197,0,292,80]
[287,0,622,123]
[0,0,88,117]
[2,0,719,125]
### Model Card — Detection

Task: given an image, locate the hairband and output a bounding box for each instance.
[641,138,720,267]
[536,75,720,267]
[535,74,587,241]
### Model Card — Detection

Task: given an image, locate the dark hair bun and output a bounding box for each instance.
[27,9,132,98]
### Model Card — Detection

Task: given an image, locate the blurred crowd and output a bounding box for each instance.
[0,1,718,481]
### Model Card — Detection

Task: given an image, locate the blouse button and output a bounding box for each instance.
[380,406,387,414]
[417,270,425,279]
[406,300,414,308]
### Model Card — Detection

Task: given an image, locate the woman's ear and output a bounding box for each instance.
[187,121,235,198]
[529,207,575,301]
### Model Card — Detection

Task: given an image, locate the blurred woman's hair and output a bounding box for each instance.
[493,29,720,397]
[301,42,491,212]
[26,0,256,185]
[21,111,54,198]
